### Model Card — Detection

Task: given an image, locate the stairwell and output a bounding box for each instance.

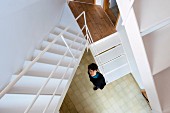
[0,23,87,113]
[0,0,160,112]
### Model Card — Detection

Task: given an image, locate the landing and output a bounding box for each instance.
[69,1,116,42]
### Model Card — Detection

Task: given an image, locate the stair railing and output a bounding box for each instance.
[61,35,76,60]
[52,36,85,113]
[24,34,80,113]
[0,11,93,112]
[85,24,106,75]
[0,11,89,99]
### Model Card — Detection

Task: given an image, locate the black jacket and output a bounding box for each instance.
[88,72,106,89]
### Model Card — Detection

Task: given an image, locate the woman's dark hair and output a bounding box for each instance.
[88,63,98,70]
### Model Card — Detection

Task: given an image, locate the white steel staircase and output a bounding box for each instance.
[90,32,131,84]
[0,11,92,113]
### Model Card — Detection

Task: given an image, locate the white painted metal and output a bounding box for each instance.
[99,55,127,73]
[53,27,85,43]
[24,61,74,79]
[41,41,81,58]
[24,11,90,113]
[53,35,89,113]
[9,75,68,95]
[48,33,84,50]
[105,63,130,83]
[0,33,61,98]
[0,10,86,97]
[0,94,60,113]
[43,57,74,113]
[43,29,88,113]
[33,50,75,67]
[95,45,124,65]
[0,0,66,90]
[86,27,93,44]
[61,35,76,60]
[0,8,92,113]
[90,32,121,56]
[90,30,131,84]
[43,27,89,113]
[25,61,64,112]
[57,24,84,38]
[24,35,77,113]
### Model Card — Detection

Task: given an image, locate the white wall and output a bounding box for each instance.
[143,24,170,75]
[133,0,170,32]
[59,4,82,33]
[116,18,144,89]
[0,0,66,90]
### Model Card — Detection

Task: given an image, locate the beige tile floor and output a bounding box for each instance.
[60,51,151,113]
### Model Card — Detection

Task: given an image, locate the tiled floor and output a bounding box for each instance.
[60,51,151,113]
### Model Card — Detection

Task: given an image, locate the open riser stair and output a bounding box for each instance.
[0,22,87,113]
[90,32,131,84]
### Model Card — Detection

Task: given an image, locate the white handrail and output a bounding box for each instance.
[0,9,94,113]
[43,35,81,113]
[85,25,105,74]
[24,34,79,113]
[52,33,86,113]
[0,36,60,98]
[0,11,87,99]
[86,26,93,44]
[52,61,73,113]
[61,35,76,60]
[24,12,90,113]
[75,25,87,56]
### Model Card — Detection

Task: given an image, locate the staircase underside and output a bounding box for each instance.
[69,1,116,42]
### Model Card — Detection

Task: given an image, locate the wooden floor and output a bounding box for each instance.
[69,1,116,42]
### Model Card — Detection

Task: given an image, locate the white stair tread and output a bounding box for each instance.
[0,94,60,113]
[105,63,130,84]
[95,45,124,65]
[99,55,128,73]
[48,33,84,51]
[90,32,121,56]
[33,49,76,67]
[23,61,74,79]
[53,27,86,44]
[57,24,84,38]
[9,75,68,95]
[41,41,81,58]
